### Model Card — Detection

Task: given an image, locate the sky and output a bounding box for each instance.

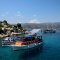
[0,0,60,23]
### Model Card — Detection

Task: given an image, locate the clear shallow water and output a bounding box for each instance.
[0,30,60,60]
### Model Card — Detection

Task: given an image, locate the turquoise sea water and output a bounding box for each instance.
[0,30,60,60]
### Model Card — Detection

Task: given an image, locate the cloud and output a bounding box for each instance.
[29,19,40,23]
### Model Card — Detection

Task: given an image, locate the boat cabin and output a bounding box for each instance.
[15,35,42,46]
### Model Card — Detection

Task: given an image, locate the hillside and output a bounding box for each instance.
[22,22,60,29]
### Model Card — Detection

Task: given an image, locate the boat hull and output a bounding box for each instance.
[11,42,42,51]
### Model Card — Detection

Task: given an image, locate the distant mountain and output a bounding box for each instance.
[22,22,60,29]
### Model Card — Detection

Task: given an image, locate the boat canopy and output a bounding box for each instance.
[29,29,41,35]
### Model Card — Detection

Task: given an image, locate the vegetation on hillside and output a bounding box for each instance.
[0,20,24,35]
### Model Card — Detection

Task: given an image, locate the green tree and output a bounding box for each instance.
[0,28,3,34]
[0,24,3,27]
[3,20,8,25]
[13,25,17,32]
[17,23,23,29]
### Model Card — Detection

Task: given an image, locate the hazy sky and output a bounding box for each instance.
[0,0,60,23]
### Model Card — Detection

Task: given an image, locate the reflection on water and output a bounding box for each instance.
[19,45,43,60]
[0,40,43,60]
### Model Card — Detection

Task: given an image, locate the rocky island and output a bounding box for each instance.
[0,20,26,38]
